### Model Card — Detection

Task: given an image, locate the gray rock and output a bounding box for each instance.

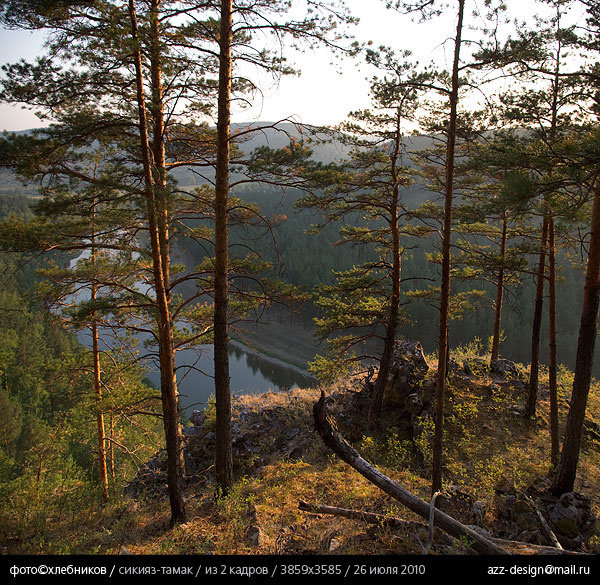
[388,340,429,400]
[490,359,521,379]
[405,393,423,416]
[549,492,596,543]
[245,525,263,547]
[498,494,516,520]
[189,410,205,426]
[466,525,492,539]
[471,500,487,525]
[182,426,204,438]
[519,529,543,545]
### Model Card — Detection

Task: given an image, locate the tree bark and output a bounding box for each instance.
[551,180,600,496]
[128,0,186,524]
[432,0,465,495]
[546,17,562,462]
[214,0,234,495]
[109,412,116,497]
[525,215,548,419]
[149,0,171,301]
[548,215,560,467]
[491,212,507,363]
[91,248,109,503]
[313,392,507,554]
[369,120,402,428]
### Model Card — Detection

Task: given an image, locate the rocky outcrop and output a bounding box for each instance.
[490,359,522,380]
[124,387,365,497]
[492,480,597,550]
[384,339,434,441]
[548,492,596,549]
[387,340,429,402]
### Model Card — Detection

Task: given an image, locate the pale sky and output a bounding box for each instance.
[0,0,576,132]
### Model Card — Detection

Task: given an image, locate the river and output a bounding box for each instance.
[70,251,316,415]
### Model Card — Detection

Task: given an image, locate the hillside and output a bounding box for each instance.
[3,345,597,556]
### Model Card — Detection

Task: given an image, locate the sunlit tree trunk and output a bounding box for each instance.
[128,0,186,524]
[91,201,109,503]
[109,412,116,497]
[214,0,234,494]
[432,0,465,495]
[525,216,548,419]
[551,180,600,495]
[548,215,560,466]
[490,212,507,363]
[149,0,171,301]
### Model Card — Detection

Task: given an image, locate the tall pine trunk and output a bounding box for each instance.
[148,0,185,485]
[490,212,507,363]
[432,0,465,495]
[128,0,186,524]
[551,180,600,495]
[546,28,561,465]
[214,0,234,495]
[548,215,560,466]
[525,216,548,419]
[109,412,116,497]
[91,217,109,503]
[369,118,403,427]
[149,0,171,301]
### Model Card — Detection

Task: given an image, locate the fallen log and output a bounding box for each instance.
[298,500,429,532]
[297,499,586,555]
[313,391,507,555]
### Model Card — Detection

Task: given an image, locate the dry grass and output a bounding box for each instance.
[4,356,599,555]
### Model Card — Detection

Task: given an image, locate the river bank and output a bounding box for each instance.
[229,339,317,382]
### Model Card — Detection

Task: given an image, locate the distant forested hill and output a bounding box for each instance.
[0,125,590,375]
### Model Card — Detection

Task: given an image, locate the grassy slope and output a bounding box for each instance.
[4,348,599,555]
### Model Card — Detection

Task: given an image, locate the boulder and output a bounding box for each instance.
[245,525,263,547]
[387,340,429,403]
[436,486,475,524]
[182,425,204,438]
[490,359,521,379]
[189,409,205,427]
[471,500,488,525]
[549,492,596,547]
[405,393,423,416]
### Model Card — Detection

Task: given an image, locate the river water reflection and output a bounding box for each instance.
[145,343,315,414]
[70,252,316,415]
[78,327,316,415]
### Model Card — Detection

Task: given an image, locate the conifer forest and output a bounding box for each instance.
[1,0,600,572]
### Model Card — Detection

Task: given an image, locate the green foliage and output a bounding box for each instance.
[203,394,217,432]
[413,415,435,466]
[358,428,413,470]
[0,199,163,544]
[308,353,351,384]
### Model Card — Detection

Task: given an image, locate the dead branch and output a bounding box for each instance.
[424,491,441,554]
[297,498,587,556]
[298,500,429,532]
[521,492,563,550]
[313,391,507,555]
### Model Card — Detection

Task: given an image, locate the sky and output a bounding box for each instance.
[0,0,574,132]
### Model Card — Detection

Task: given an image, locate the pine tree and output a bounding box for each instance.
[205,0,356,494]
[0,0,220,523]
[297,50,422,427]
